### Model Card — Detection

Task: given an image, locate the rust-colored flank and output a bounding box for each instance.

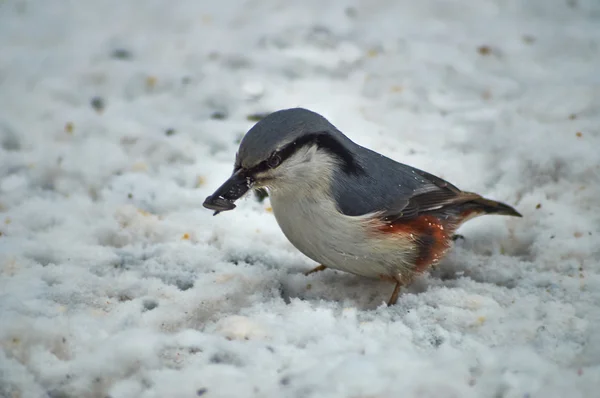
[377,215,452,273]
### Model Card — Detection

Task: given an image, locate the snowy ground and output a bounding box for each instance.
[1,0,600,397]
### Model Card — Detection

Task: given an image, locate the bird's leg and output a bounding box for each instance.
[387,274,405,306]
[304,264,327,276]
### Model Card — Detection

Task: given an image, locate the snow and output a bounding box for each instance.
[1,0,599,397]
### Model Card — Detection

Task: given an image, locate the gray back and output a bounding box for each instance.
[330,146,435,216]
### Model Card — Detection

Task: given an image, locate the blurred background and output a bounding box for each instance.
[1,1,599,397]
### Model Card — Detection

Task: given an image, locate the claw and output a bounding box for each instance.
[387,274,406,306]
[304,264,327,276]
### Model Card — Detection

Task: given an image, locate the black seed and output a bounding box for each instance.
[246,112,271,122]
[254,188,269,203]
[111,48,132,60]
[280,376,290,386]
[176,279,194,291]
[209,352,241,366]
[118,294,133,302]
[165,128,176,136]
[1,123,21,151]
[142,299,158,311]
[210,111,228,120]
[345,7,357,18]
[210,354,223,364]
[46,389,72,398]
[197,388,208,396]
[91,97,105,113]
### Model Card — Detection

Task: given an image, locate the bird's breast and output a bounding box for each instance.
[268,191,416,278]
[270,191,358,262]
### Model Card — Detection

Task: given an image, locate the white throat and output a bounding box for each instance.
[261,145,338,196]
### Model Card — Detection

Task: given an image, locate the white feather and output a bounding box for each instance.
[264,146,416,279]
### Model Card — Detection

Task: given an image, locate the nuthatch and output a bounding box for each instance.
[203,108,521,306]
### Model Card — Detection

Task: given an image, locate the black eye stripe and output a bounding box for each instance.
[285,132,363,174]
[245,132,364,176]
[247,161,269,176]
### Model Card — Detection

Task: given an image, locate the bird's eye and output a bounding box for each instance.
[267,153,282,168]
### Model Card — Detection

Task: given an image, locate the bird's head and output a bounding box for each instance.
[203,108,361,213]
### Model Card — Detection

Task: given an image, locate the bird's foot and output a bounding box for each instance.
[304,264,327,276]
[387,273,408,306]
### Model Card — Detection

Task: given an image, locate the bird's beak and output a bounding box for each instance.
[202,169,253,215]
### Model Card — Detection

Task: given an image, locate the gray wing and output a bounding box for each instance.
[331,147,477,220]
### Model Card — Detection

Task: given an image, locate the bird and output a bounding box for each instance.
[203,108,521,306]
